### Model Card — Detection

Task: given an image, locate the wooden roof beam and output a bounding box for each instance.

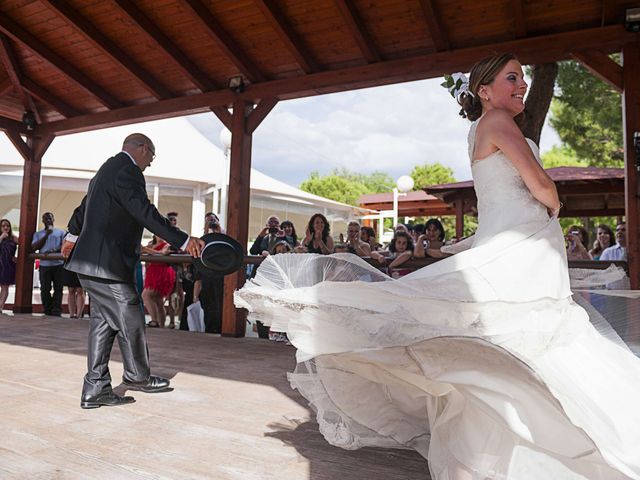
[0,77,12,95]
[332,0,381,63]
[113,0,216,92]
[0,11,120,109]
[601,0,618,26]
[253,0,319,74]
[22,77,80,118]
[247,97,278,134]
[513,0,527,38]
[0,115,27,133]
[37,25,636,136]
[4,128,30,159]
[41,0,172,100]
[418,0,450,51]
[0,33,29,109]
[180,0,265,82]
[571,49,623,93]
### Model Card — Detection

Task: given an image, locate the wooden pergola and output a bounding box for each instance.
[359,190,455,217]
[426,166,627,237]
[0,1,638,336]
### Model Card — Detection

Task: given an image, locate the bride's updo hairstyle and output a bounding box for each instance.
[458,53,518,121]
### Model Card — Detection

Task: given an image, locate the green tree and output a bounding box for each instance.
[550,59,623,167]
[410,163,456,189]
[299,169,393,205]
[540,145,587,168]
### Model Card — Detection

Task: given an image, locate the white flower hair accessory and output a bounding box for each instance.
[441,72,473,99]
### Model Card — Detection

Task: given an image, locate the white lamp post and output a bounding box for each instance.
[393,175,414,228]
[218,127,232,230]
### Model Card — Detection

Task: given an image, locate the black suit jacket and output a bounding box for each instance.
[66,152,188,283]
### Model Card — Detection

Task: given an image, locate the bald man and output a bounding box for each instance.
[63,133,204,409]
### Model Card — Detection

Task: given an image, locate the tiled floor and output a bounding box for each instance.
[0,314,428,480]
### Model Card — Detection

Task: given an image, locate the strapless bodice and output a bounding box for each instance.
[468,122,548,246]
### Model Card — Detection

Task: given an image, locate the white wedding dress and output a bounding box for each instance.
[235,120,640,479]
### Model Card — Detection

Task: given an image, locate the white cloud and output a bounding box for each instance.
[187,77,563,188]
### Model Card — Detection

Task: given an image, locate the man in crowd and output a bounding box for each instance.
[345,221,371,257]
[250,215,283,255]
[62,133,203,409]
[601,222,627,261]
[31,212,65,316]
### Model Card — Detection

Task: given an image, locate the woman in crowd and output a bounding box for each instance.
[0,219,18,313]
[590,224,615,260]
[565,224,592,261]
[236,53,640,478]
[301,213,334,254]
[280,220,298,248]
[359,226,380,251]
[371,230,414,277]
[62,268,85,318]
[141,235,176,328]
[413,218,446,258]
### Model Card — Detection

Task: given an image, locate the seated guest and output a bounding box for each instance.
[269,240,292,255]
[414,218,446,258]
[280,220,299,248]
[360,226,381,251]
[601,222,627,261]
[411,223,425,244]
[590,224,615,260]
[345,221,371,257]
[566,225,592,261]
[395,224,410,235]
[250,215,284,255]
[301,213,334,254]
[204,211,220,235]
[371,231,414,278]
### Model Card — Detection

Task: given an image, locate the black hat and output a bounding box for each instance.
[193,233,245,277]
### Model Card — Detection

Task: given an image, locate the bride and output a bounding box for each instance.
[235,54,640,479]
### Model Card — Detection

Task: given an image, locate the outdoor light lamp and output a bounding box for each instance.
[22,110,36,130]
[397,175,415,193]
[626,8,640,32]
[228,75,245,94]
[393,175,414,228]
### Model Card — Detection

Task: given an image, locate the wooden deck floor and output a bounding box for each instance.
[0,314,428,480]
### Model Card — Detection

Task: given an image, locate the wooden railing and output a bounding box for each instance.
[29,253,629,272]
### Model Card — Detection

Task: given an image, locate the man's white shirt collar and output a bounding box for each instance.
[122,150,137,165]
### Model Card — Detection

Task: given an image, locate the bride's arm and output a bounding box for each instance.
[480,110,560,212]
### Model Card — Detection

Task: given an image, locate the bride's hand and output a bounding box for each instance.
[548,202,562,218]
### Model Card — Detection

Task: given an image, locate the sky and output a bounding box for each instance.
[189,75,562,187]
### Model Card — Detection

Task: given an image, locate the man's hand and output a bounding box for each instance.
[185,237,205,258]
[61,240,75,259]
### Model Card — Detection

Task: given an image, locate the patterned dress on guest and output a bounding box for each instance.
[0,237,17,285]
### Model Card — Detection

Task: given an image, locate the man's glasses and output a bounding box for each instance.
[137,142,155,159]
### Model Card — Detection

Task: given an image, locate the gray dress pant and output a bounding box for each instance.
[79,274,150,396]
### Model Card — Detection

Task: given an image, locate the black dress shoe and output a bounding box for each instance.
[81,391,135,409]
[122,375,170,393]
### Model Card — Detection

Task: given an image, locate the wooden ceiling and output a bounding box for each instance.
[0,0,638,136]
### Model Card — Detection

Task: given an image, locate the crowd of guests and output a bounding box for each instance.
[0,210,631,338]
[565,222,627,262]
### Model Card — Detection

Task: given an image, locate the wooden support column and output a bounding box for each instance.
[455,200,464,239]
[622,42,640,289]
[10,131,54,313]
[220,97,278,336]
